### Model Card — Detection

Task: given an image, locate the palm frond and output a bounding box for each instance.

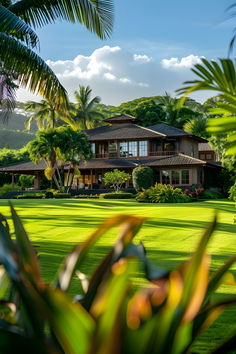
[0,70,17,122]
[0,33,69,111]
[0,5,38,48]
[9,0,114,39]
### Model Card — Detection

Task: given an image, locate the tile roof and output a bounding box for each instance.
[85,123,165,141]
[148,123,208,142]
[148,123,191,136]
[144,154,206,167]
[0,160,47,173]
[0,154,208,174]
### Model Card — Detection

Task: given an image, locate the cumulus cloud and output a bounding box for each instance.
[16,47,210,105]
[161,54,203,70]
[133,54,152,63]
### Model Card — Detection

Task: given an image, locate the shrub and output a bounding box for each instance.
[0,207,235,353]
[53,192,71,199]
[137,183,191,203]
[132,166,153,192]
[45,191,54,198]
[19,175,34,188]
[203,188,222,200]
[0,183,20,197]
[100,192,135,199]
[229,183,236,202]
[74,194,99,199]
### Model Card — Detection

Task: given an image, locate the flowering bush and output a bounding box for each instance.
[136,183,191,203]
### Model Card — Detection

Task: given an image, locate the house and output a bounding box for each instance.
[0,114,222,190]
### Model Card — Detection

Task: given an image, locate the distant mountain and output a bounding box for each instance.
[0,103,36,149]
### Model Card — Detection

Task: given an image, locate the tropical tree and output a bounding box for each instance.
[62,86,104,130]
[103,169,130,192]
[177,58,236,157]
[183,115,209,139]
[0,0,114,118]
[27,127,92,191]
[24,99,59,130]
[155,93,200,129]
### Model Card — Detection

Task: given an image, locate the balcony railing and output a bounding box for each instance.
[94,151,181,159]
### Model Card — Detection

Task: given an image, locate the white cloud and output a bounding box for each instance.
[16,47,211,105]
[133,54,152,63]
[161,54,203,70]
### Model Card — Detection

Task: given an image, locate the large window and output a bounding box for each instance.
[120,142,128,157]
[139,141,148,156]
[129,141,137,157]
[109,142,117,158]
[162,170,170,184]
[182,170,189,184]
[171,171,180,184]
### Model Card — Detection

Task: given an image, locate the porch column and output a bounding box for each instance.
[11,173,14,191]
[34,172,41,190]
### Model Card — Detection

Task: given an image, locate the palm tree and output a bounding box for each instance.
[155,93,199,129]
[0,0,114,118]
[183,115,209,139]
[177,58,236,156]
[24,99,59,130]
[62,85,104,130]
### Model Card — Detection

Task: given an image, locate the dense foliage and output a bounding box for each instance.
[229,183,236,202]
[137,183,191,203]
[178,58,236,157]
[0,147,29,186]
[103,169,131,192]
[19,174,34,188]
[132,167,154,192]
[0,206,235,353]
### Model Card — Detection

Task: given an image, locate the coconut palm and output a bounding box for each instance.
[24,99,59,130]
[0,0,114,117]
[155,93,199,129]
[184,115,209,139]
[62,85,104,130]
[177,58,236,156]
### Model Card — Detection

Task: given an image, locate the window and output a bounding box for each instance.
[200,153,205,160]
[155,170,161,183]
[109,142,117,158]
[129,141,137,157]
[162,170,170,184]
[91,143,95,156]
[171,171,180,184]
[182,170,189,184]
[120,142,128,157]
[206,153,212,160]
[139,141,148,156]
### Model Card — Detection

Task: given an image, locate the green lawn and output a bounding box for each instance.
[0,199,235,353]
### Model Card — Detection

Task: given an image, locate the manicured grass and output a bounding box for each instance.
[0,199,235,353]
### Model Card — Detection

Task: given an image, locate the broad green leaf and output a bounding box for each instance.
[55,215,145,291]
[205,256,236,303]
[42,287,95,354]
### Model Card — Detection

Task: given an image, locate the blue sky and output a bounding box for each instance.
[17,0,236,105]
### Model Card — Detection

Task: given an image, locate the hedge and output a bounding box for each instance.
[100,192,135,199]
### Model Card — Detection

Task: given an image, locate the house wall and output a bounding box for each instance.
[179,137,198,158]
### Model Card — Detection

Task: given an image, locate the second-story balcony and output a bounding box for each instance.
[94,151,181,159]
